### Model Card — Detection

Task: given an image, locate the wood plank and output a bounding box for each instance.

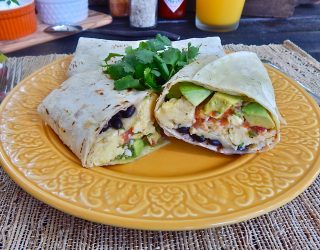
[243,0,297,18]
[0,10,112,53]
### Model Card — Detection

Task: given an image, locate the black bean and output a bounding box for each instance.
[109,115,123,129]
[177,126,190,134]
[191,134,206,143]
[208,139,222,147]
[120,105,136,118]
[99,123,109,134]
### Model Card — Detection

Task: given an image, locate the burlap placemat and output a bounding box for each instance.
[0,41,319,249]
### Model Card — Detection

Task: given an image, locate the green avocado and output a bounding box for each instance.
[179,82,213,106]
[242,103,275,129]
[132,139,145,157]
[204,92,242,117]
[166,84,182,99]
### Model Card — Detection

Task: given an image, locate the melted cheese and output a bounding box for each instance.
[156,97,195,129]
[89,129,125,166]
[132,93,157,135]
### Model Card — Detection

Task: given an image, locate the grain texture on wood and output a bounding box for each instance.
[243,0,297,18]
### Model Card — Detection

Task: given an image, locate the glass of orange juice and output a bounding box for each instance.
[196,0,246,32]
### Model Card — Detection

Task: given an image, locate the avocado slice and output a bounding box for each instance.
[166,84,182,99]
[204,92,242,117]
[179,82,213,106]
[242,103,275,129]
[132,139,145,157]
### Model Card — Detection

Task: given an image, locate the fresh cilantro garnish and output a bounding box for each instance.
[103,34,200,92]
[114,75,143,90]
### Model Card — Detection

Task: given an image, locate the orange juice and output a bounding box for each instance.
[196,0,245,31]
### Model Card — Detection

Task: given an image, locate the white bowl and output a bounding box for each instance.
[36,0,88,25]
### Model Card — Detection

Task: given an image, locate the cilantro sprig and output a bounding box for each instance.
[103,34,200,92]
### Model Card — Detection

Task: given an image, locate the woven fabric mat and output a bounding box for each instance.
[1,41,320,250]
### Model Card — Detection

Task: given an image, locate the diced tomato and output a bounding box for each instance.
[251,126,267,134]
[209,117,217,124]
[210,111,219,117]
[122,128,133,143]
[195,104,204,119]
[220,117,229,126]
[193,118,204,128]
[243,121,250,129]
[194,104,205,128]
[221,108,234,119]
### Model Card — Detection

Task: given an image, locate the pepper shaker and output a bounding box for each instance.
[130,0,158,28]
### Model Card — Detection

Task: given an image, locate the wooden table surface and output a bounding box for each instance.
[7,4,320,61]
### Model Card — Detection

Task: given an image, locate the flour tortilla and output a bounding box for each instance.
[68,37,225,76]
[155,51,283,154]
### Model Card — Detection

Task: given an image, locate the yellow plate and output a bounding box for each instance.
[0,56,320,231]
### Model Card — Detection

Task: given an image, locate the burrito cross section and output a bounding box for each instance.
[155,52,283,154]
[38,71,167,167]
[87,93,160,166]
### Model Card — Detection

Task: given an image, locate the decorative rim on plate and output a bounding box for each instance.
[0,56,319,230]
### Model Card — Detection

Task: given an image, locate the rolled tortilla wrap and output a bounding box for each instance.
[38,70,168,167]
[155,52,284,154]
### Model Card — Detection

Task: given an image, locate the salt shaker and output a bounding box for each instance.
[130,0,158,28]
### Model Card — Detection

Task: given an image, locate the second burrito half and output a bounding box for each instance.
[155,51,284,154]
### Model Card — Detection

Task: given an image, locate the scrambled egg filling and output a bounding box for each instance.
[155,97,195,129]
[157,97,277,151]
[88,94,160,166]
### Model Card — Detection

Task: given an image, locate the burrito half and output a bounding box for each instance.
[155,52,283,154]
[38,70,167,167]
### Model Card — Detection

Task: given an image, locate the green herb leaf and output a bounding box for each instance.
[151,69,161,77]
[134,49,155,64]
[153,54,170,80]
[125,46,134,55]
[114,75,145,90]
[102,35,201,92]
[156,34,171,46]
[104,53,123,63]
[186,43,200,62]
[143,68,162,92]
[176,61,187,67]
[146,34,171,52]
[161,48,181,66]
[133,63,146,79]
[105,62,134,80]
